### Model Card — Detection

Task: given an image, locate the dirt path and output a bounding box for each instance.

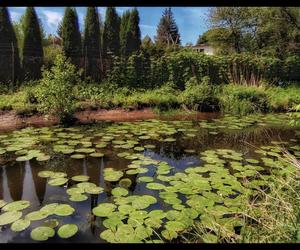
[0,109,157,132]
[0,108,221,133]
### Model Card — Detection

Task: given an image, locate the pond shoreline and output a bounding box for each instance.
[0,108,222,132]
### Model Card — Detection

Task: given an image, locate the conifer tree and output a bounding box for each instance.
[22,7,43,80]
[0,7,21,84]
[103,7,120,57]
[61,7,82,68]
[83,7,101,81]
[155,8,181,47]
[128,8,141,54]
[119,10,131,57]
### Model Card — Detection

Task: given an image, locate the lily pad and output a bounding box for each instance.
[48,177,68,186]
[119,178,132,188]
[71,175,90,182]
[111,187,128,197]
[92,203,116,217]
[54,204,75,216]
[57,224,78,239]
[70,154,85,159]
[30,226,55,241]
[25,210,49,221]
[2,200,30,212]
[43,219,59,228]
[146,183,166,190]
[69,194,88,202]
[11,219,30,232]
[0,211,23,226]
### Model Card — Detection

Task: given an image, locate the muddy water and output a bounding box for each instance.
[0,113,299,243]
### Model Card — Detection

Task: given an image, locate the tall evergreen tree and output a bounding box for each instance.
[103,7,120,57]
[83,7,101,81]
[155,8,181,47]
[128,8,141,54]
[0,7,21,84]
[22,7,43,80]
[61,7,82,68]
[119,10,131,57]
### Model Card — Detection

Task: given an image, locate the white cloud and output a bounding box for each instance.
[42,10,63,28]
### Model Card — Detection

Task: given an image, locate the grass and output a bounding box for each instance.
[1,81,300,117]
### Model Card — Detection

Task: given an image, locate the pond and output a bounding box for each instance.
[0,113,299,243]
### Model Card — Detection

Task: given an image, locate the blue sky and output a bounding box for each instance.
[8,7,211,45]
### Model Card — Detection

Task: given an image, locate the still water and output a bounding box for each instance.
[0,113,299,243]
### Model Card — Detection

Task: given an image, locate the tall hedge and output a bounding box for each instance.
[22,7,44,80]
[61,7,82,68]
[83,7,102,81]
[0,7,21,85]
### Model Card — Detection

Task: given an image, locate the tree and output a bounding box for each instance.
[61,7,82,68]
[119,10,131,57]
[0,7,21,85]
[22,7,43,80]
[83,7,102,81]
[155,8,181,48]
[128,8,141,54]
[103,7,120,57]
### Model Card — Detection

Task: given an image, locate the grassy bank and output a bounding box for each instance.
[1,82,299,117]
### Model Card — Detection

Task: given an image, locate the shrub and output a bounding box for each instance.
[218,85,269,116]
[180,76,220,111]
[35,54,80,124]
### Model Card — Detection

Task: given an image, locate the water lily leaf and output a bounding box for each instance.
[100,229,116,243]
[135,225,153,240]
[66,187,84,196]
[11,219,30,232]
[30,226,55,241]
[148,210,166,219]
[43,219,59,228]
[25,210,49,221]
[40,203,59,215]
[92,203,116,217]
[48,177,68,186]
[70,154,85,159]
[2,200,30,211]
[161,229,177,240]
[103,217,124,231]
[89,152,104,158]
[57,224,78,239]
[54,204,75,216]
[51,172,67,178]
[85,186,104,195]
[137,176,154,183]
[69,194,88,202]
[146,183,166,190]
[38,171,54,178]
[118,204,136,215]
[166,210,181,221]
[77,182,96,190]
[0,211,22,226]
[36,155,51,161]
[119,178,132,188]
[111,187,128,197]
[144,217,163,229]
[0,200,7,208]
[71,175,90,182]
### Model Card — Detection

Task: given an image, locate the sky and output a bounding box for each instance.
[7,7,211,45]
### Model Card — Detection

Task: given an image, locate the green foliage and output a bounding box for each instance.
[128,8,141,55]
[103,7,120,57]
[218,85,270,116]
[119,10,131,58]
[35,54,79,124]
[180,77,220,111]
[0,7,21,85]
[83,7,102,81]
[22,7,44,80]
[43,45,63,70]
[61,7,82,68]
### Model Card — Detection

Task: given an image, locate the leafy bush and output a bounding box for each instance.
[218,85,269,115]
[35,54,80,124]
[180,76,220,111]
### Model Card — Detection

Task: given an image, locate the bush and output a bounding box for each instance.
[180,76,220,111]
[35,54,80,124]
[218,85,269,116]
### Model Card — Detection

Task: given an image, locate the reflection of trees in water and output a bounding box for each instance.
[30,160,47,205]
[6,162,24,201]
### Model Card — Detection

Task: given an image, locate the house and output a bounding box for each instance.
[186,44,215,55]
